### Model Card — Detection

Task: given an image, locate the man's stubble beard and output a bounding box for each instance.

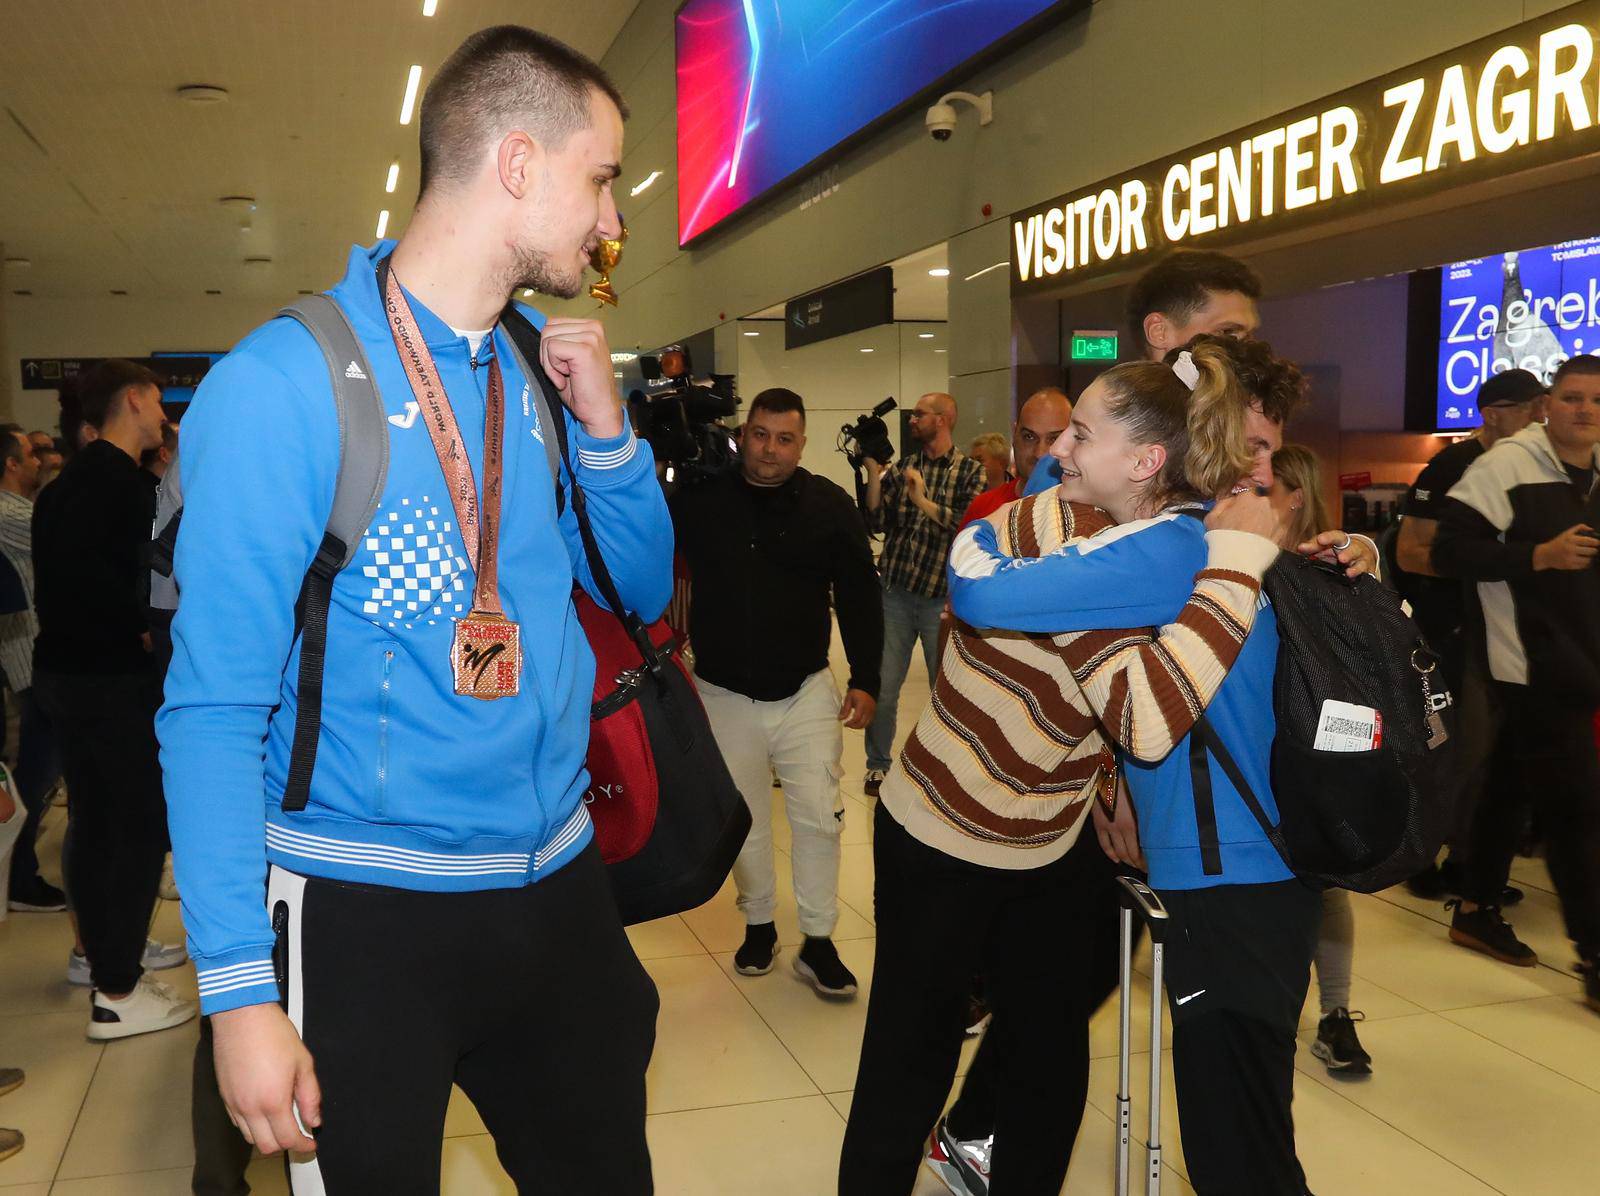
[508,239,585,301]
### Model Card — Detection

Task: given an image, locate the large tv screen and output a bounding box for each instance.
[1437,236,1600,430]
[675,0,1071,246]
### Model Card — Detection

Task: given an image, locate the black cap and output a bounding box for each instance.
[1478,369,1545,408]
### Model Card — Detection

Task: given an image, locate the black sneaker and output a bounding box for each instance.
[1311,1008,1372,1077]
[8,876,67,913]
[863,769,886,798]
[795,937,858,998]
[734,923,779,976]
[1447,900,1538,966]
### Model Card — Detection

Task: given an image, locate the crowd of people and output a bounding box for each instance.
[3,22,1598,1196]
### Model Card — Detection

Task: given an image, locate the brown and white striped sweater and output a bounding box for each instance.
[880,494,1280,869]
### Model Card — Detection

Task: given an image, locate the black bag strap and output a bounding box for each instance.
[278,295,389,812]
[500,312,667,679]
[1187,732,1224,876]
[1189,715,1294,872]
[498,307,565,518]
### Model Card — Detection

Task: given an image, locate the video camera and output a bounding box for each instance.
[629,345,741,484]
[837,398,897,470]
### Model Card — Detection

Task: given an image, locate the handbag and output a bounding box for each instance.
[548,386,751,926]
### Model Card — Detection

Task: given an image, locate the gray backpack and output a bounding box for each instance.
[150,294,564,811]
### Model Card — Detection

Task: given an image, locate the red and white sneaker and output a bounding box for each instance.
[924,1116,991,1196]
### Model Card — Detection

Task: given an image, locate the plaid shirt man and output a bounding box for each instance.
[868,447,987,599]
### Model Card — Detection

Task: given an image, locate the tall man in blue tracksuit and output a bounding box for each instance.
[159,28,671,1193]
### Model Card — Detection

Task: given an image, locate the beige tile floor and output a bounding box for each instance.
[4,654,1599,1195]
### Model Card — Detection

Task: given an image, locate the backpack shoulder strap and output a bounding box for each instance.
[1190,716,1294,874]
[280,296,390,566]
[277,295,389,813]
[499,306,565,517]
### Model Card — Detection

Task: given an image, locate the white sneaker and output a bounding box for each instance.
[68,939,189,987]
[87,975,197,1041]
[159,854,179,901]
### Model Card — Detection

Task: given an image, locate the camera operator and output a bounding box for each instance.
[860,393,986,796]
[671,388,883,996]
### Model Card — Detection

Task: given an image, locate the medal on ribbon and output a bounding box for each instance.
[381,259,521,700]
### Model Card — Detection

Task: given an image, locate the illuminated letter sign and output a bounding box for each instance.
[1012,1,1600,293]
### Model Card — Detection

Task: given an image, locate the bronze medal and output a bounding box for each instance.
[452,610,522,700]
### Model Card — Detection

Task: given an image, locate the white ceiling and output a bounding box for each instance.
[748,241,950,323]
[0,0,640,300]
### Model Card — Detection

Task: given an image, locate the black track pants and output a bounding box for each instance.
[269,840,658,1195]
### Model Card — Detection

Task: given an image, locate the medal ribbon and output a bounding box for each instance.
[379,261,507,618]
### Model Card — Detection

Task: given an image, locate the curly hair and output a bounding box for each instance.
[1168,334,1308,427]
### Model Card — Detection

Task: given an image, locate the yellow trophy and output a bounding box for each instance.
[589,221,628,306]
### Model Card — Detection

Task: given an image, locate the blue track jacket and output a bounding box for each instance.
[159,242,672,1014]
[948,510,1291,892]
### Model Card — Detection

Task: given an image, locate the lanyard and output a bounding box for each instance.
[378,260,507,617]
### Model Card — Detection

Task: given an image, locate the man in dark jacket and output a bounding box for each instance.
[1434,354,1600,1012]
[671,387,883,997]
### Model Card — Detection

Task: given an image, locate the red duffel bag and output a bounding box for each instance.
[567,544,749,931]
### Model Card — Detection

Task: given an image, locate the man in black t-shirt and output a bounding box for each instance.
[1397,369,1543,902]
[671,388,884,997]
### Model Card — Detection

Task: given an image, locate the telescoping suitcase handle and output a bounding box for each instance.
[1115,876,1170,1196]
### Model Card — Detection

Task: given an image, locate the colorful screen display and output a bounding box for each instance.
[675,0,1067,245]
[1437,236,1600,429]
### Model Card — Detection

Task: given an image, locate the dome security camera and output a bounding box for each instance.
[926,90,993,143]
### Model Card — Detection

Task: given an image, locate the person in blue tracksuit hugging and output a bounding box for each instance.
[159,28,670,1194]
[949,336,1320,1196]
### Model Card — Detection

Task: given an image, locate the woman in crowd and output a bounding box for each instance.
[839,339,1286,1195]
[1269,444,1373,1079]
[948,335,1320,1196]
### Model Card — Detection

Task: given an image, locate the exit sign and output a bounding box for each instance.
[1070,330,1118,361]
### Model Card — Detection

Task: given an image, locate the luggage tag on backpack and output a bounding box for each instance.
[1313,700,1382,752]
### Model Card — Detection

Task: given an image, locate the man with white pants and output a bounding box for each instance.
[671,388,883,996]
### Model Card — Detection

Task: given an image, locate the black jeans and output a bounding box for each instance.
[35,669,166,993]
[1463,685,1600,957]
[271,839,657,1194]
[5,686,64,898]
[839,804,1105,1196]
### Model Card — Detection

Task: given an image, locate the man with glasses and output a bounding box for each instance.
[860,393,985,796]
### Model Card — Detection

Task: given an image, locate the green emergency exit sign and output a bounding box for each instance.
[1070,331,1118,361]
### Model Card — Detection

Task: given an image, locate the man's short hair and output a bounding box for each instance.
[76,359,161,430]
[748,388,806,424]
[1551,354,1600,389]
[1127,250,1263,349]
[420,26,628,196]
[0,430,24,468]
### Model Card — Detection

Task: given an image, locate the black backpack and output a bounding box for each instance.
[1191,552,1458,893]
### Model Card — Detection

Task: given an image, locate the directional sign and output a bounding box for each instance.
[20,356,214,392]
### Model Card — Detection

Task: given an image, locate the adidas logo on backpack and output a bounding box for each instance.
[344,360,368,380]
